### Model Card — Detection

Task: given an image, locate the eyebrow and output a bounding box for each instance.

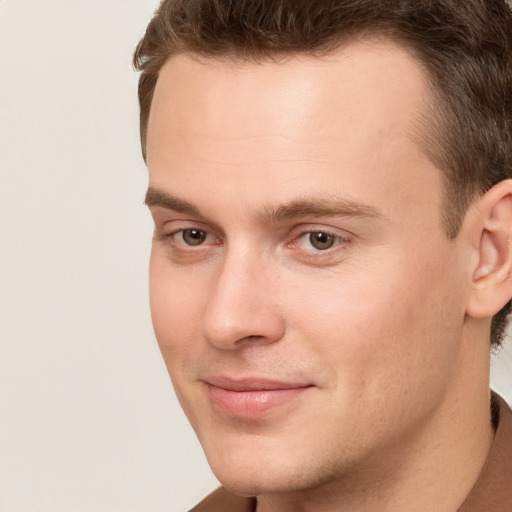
[145,187,200,216]
[261,198,384,223]
[145,186,384,222]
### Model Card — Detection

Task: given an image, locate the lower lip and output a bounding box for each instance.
[207,385,310,418]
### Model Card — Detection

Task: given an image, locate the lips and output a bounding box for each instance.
[204,376,313,418]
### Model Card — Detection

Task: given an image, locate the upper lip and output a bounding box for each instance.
[204,376,312,391]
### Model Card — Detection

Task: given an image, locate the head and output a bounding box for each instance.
[135,0,512,347]
[134,0,512,500]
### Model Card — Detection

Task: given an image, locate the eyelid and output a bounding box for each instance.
[288,224,351,244]
[285,225,353,264]
[156,221,221,248]
[158,218,212,235]
[154,220,352,258]
[295,231,345,251]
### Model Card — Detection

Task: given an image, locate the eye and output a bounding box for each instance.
[297,231,342,251]
[180,229,208,246]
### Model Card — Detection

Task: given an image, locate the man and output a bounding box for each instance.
[134,1,512,510]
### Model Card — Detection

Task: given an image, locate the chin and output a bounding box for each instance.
[202,438,297,494]
[212,467,305,498]
[213,461,341,499]
[202,435,337,498]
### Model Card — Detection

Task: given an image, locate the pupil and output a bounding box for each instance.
[310,232,333,250]
[184,229,206,245]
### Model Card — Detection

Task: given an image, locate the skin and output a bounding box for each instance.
[145,40,509,511]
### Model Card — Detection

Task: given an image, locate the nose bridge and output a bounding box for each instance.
[201,244,284,349]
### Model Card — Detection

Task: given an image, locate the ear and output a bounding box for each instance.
[466,179,512,319]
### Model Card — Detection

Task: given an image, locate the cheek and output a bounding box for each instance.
[289,279,410,388]
[149,253,210,423]
[286,254,464,405]
[148,250,207,361]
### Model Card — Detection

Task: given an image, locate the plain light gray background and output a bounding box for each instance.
[1,1,511,511]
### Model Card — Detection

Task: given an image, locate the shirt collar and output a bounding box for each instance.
[457,393,512,511]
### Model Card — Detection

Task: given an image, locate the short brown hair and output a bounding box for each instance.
[133,0,512,346]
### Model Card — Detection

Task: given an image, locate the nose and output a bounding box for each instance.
[201,249,285,350]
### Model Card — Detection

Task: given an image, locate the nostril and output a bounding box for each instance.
[236,335,262,344]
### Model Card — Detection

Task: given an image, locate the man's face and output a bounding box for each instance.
[146,41,471,495]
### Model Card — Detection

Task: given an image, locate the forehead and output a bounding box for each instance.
[146,39,441,222]
[147,38,429,162]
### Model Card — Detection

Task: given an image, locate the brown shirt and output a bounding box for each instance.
[190,395,512,512]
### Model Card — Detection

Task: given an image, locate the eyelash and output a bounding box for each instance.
[292,230,348,252]
[156,226,351,263]
[157,228,219,249]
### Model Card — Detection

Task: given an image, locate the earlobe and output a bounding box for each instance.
[466,179,512,319]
